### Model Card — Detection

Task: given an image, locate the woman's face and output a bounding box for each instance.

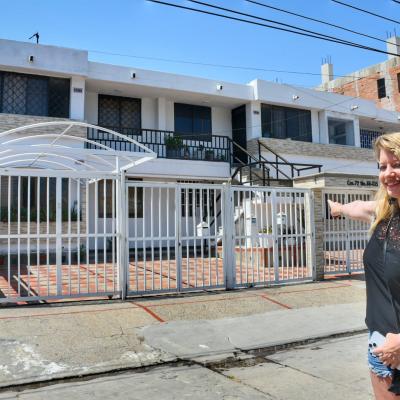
[379,148,400,199]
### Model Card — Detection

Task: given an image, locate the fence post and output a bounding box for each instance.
[117,166,128,299]
[304,191,317,281]
[223,183,235,290]
[309,188,324,280]
[56,177,62,296]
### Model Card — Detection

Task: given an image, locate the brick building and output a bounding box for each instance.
[317,36,400,113]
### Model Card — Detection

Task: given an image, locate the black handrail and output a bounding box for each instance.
[86,126,232,163]
[258,140,322,179]
[231,161,272,186]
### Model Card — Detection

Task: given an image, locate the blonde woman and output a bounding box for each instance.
[329,132,400,399]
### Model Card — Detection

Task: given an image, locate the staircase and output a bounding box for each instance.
[231,140,322,187]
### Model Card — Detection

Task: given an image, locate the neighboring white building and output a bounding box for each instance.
[0,38,399,183]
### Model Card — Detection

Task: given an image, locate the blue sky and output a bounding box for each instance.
[1,0,399,87]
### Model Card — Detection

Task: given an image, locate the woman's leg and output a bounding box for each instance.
[370,371,397,399]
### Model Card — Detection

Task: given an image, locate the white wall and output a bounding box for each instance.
[85,92,98,124]
[70,76,85,121]
[211,107,231,137]
[142,98,157,129]
[0,39,88,77]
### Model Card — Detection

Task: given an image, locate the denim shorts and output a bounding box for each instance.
[368,332,393,378]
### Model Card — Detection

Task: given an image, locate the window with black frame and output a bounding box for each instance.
[261,104,312,142]
[377,78,386,99]
[174,103,212,140]
[98,95,141,136]
[0,71,70,118]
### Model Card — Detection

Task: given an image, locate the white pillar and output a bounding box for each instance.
[318,111,329,144]
[311,110,319,143]
[70,76,85,121]
[245,101,262,140]
[353,117,360,147]
[157,97,167,131]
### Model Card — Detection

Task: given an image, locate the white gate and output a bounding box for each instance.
[0,170,120,303]
[125,182,225,295]
[322,189,374,275]
[231,186,314,286]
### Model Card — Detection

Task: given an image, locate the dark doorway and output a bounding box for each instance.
[231,105,248,165]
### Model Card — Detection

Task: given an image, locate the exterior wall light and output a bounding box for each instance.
[130,71,136,79]
[292,95,299,100]
[27,55,34,63]
[216,84,223,91]
[350,105,359,111]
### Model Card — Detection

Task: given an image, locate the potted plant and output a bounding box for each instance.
[182,145,190,159]
[165,135,183,158]
[196,144,204,160]
[204,149,214,161]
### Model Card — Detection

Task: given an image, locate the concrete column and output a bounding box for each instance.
[353,118,361,147]
[245,101,262,140]
[321,63,334,85]
[70,76,85,121]
[387,36,400,59]
[318,111,329,144]
[311,110,320,143]
[311,188,325,280]
[157,97,167,131]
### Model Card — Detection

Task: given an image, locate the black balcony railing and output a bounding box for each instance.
[86,127,232,163]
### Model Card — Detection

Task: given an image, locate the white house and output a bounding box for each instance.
[0,38,395,302]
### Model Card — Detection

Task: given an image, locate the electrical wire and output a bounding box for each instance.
[187,0,365,47]
[331,0,400,25]
[245,0,393,47]
[147,0,400,58]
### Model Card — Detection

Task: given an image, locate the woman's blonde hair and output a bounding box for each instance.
[371,132,400,231]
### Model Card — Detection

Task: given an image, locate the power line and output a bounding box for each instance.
[331,0,400,25]
[393,0,400,4]
[188,0,364,47]
[245,0,392,47]
[147,0,400,58]
[88,47,400,87]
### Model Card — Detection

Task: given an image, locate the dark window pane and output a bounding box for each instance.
[261,104,311,142]
[98,95,141,133]
[48,77,70,118]
[397,73,400,93]
[377,78,386,99]
[26,77,48,116]
[174,103,211,140]
[99,96,119,127]
[2,73,27,114]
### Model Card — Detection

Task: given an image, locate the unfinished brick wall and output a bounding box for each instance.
[319,58,400,112]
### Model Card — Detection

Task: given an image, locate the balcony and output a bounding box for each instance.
[86,127,232,163]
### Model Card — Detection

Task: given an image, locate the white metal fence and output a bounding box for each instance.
[231,187,314,287]
[322,189,374,275]
[0,170,120,303]
[0,172,315,303]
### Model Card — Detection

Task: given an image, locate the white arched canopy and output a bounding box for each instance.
[0,121,157,174]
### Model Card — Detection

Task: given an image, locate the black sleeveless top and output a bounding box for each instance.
[364,213,400,335]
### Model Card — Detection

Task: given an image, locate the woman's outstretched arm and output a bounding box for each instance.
[327,199,376,222]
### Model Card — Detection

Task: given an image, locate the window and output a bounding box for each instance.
[0,177,75,222]
[0,71,70,117]
[397,73,400,93]
[377,78,386,99]
[174,103,212,140]
[98,95,141,134]
[328,118,354,146]
[261,104,312,142]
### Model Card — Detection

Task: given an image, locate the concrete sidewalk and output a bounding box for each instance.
[0,275,367,389]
